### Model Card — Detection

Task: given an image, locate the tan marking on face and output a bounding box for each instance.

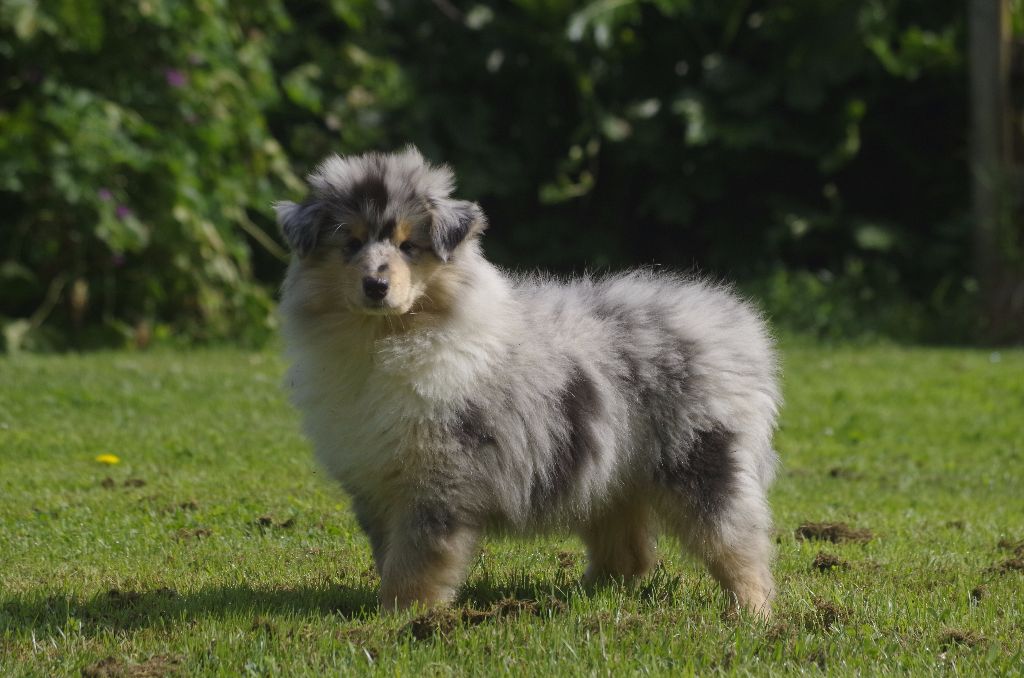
[393,219,413,244]
[376,248,412,309]
[347,220,369,243]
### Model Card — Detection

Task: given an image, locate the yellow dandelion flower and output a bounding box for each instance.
[95,453,121,465]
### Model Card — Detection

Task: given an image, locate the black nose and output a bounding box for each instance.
[362,276,389,301]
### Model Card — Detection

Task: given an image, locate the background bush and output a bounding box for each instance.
[0,0,973,349]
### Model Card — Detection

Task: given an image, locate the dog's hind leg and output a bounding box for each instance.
[700,529,775,620]
[580,497,657,586]
[654,429,776,619]
[658,484,776,619]
[694,495,775,619]
[655,491,774,618]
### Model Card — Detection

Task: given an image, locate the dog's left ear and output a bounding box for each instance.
[429,199,487,261]
[274,199,322,257]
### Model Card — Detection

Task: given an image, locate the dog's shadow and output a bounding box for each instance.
[1,575,583,637]
[458,570,582,609]
[1,582,379,636]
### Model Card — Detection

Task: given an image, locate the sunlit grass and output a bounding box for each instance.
[1,343,1022,674]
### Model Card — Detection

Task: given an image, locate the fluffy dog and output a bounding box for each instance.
[276,147,781,618]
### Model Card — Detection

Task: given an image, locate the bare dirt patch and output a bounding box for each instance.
[989,557,1024,574]
[795,522,873,544]
[811,552,849,572]
[175,527,211,541]
[254,515,295,530]
[407,608,461,640]
[803,598,848,630]
[407,596,564,640]
[970,585,987,603]
[556,550,578,570]
[983,537,1024,573]
[82,654,182,677]
[335,624,386,661]
[101,477,147,489]
[997,538,1024,557]
[106,589,142,608]
[939,628,984,650]
[251,616,276,636]
[764,619,797,642]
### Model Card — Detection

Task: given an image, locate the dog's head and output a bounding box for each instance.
[275,146,486,316]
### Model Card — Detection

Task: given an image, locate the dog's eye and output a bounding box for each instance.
[343,238,363,255]
[399,241,418,255]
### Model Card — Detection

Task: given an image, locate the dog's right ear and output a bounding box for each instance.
[274,199,321,257]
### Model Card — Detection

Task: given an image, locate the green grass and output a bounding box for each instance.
[2,343,1023,675]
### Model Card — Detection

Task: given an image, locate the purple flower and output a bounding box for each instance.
[98,188,113,201]
[116,205,132,219]
[164,68,188,88]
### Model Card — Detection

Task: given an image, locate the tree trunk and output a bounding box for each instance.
[969,0,1024,342]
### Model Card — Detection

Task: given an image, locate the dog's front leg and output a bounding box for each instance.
[351,496,389,577]
[378,503,480,612]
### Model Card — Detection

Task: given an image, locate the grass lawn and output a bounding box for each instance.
[2,342,1023,675]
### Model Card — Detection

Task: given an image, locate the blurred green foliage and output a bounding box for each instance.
[0,0,969,349]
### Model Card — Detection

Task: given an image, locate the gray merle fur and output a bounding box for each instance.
[278,146,782,616]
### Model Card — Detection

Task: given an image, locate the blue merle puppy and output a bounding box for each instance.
[276,146,781,618]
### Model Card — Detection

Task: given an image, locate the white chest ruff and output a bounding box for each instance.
[285,327,502,485]
[285,351,421,481]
